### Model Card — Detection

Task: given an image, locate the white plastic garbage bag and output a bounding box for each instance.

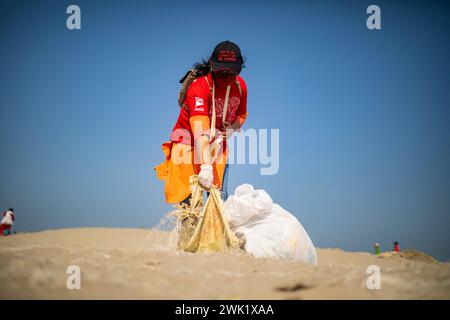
[224,184,318,264]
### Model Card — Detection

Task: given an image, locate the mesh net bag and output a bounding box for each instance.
[176,175,242,253]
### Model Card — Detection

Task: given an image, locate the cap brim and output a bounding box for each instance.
[211,62,242,73]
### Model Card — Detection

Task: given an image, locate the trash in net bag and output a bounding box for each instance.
[175,175,242,253]
[224,183,318,264]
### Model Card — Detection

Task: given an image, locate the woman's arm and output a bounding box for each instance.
[190,115,212,165]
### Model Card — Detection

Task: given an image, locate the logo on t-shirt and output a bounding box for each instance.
[195,97,204,107]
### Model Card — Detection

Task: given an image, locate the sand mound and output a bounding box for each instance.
[398,250,441,264]
[377,250,441,265]
[1,228,449,299]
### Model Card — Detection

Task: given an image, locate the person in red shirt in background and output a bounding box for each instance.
[393,241,400,253]
[155,41,248,204]
[0,208,15,236]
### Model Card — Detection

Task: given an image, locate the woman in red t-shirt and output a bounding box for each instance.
[155,41,248,204]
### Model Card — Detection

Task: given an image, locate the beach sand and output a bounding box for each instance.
[0,228,449,299]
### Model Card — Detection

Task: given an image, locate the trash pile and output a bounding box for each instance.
[175,178,317,265]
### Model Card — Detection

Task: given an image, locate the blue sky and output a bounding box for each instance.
[1,0,449,260]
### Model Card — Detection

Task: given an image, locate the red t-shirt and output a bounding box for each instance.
[170,73,247,145]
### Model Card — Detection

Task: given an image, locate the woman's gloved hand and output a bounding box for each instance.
[198,164,214,189]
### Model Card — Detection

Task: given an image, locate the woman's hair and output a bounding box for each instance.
[193,59,211,76]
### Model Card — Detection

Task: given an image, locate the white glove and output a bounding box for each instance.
[198,164,214,189]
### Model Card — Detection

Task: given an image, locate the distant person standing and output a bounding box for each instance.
[374,243,381,255]
[393,241,400,253]
[0,208,15,236]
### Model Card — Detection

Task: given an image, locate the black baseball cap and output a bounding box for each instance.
[210,40,244,74]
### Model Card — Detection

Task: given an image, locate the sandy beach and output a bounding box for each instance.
[0,228,449,299]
